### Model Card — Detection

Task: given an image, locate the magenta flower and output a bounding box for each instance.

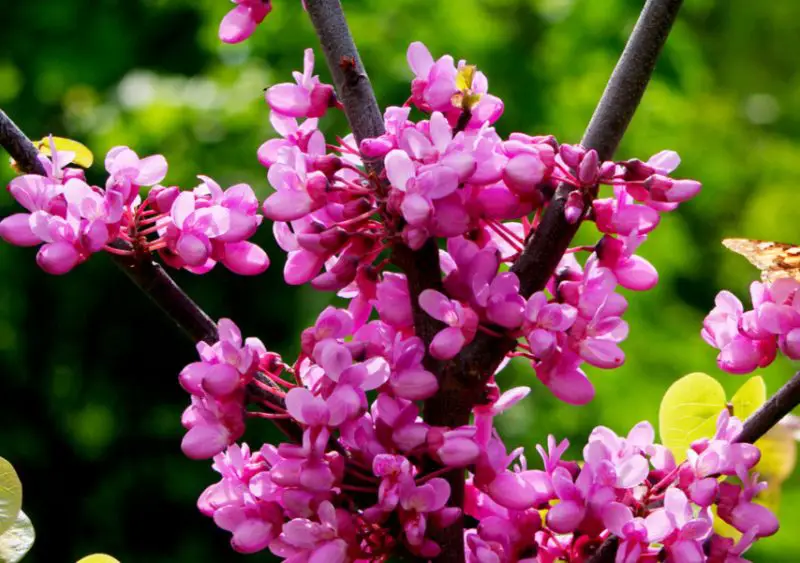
[265,49,335,119]
[269,501,353,562]
[702,289,777,374]
[258,113,325,168]
[583,422,653,489]
[219,0,272,44]
[398,477,453,557]
[593,185,661,236]
[602,502,671,563]
[418,289,478,359]
[659,488,712,562]
[263,146,328,221]
[523,291,577,359]
[546,464,614,534]
[596,232,659,291]
[163,191,230,269]
[105,145,167,206]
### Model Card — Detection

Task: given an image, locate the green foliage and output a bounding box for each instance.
[0,0,798,560]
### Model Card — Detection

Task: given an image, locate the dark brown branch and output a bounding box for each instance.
[738,370,800,445]
[443,0,686,407]
[0,109,221,346]
[303,0,384,155]
[109,243,219,344]
[0,108,304,439]
[0,110,47,176]
[514,0,683,296]
[303,1,462,560]
[303,0,445,362]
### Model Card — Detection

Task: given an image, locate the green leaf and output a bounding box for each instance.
[659,372,726,463]
[0,510,34,563]
[757,423,797,484]
[0,459,22,537]
[730,375,767,420]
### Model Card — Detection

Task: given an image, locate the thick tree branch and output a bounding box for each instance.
[302,4,447,369]
[304,0,384,155]
[449,0,685,394]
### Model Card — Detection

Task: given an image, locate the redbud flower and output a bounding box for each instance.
[418,289,478,359]
[265,49,335,119]
[105,145,167,206]
[219,0,272,44]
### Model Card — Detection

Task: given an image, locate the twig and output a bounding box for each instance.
[0,108,301,438]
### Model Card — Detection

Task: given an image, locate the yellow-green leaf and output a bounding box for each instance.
[730,376,766,420]
[757,423,797,484]
[34,136,94,168]
[0,459,22,537]
[76,555,120,563]
[0,510,34,563]
[659,372,727,463]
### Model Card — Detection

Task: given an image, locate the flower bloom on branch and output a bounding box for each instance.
[0,17,726,561]
[1,146,270,276]
[702,279,799,374]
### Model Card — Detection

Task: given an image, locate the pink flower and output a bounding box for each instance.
[270,501,354,562]
[602,502,671,563]
[265,49,335,118]
[523,291,577,359]
[398,477,454,557]
[418,289,478,359]
[263,146,328,221]
[258,114,325,168]
[702,290,777,374]
[583,422,653,488]
[219,0,272,44]
[105,145,167,206]
[596,232,658,291]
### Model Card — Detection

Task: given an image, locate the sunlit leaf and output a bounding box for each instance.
[757,423,797,485]
[730,375,766,420]
[76,555,120,563]
[0,459,22,537]
[33,136,94,168]
[0,510,34,563]
[658,372,726,463]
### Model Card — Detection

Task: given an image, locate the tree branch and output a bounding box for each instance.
[449,0,685,394]
[738,370,800,445]
[0,108,306,441]
[0,109,220,345]
[304,0,384,156]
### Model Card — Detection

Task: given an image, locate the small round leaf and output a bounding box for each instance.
[0,458,22,537]
[0,509,35,563]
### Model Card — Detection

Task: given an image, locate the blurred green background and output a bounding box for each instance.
[1,0,799,560]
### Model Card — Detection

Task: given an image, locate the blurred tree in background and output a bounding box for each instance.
[1,0,799,560]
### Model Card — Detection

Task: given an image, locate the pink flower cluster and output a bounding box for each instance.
[184,317,776,561]
[0,144,269,276]
[0,144,164,273]
[253,44,700,406]
[461,403,776,563]
[179,319,269,459]
[703,278,800,374]
[184,313,455,557]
